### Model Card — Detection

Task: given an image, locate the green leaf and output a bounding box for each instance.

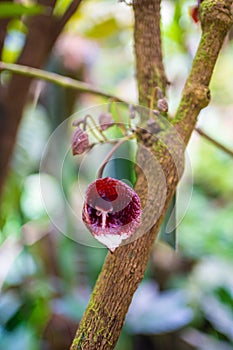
[85,18,121,40]
[0,2,44,18]
[7,19,27,33]
[159,193,177,249]
[53,0,73,17]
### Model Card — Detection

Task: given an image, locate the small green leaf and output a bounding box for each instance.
[159,193,177,249]
[0,2,44,18]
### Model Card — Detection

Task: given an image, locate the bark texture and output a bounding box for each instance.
[133,0,167,108]
[70,1,233,349]
[0,0,82,197]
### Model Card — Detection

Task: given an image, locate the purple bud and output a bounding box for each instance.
[157,87,163,99]
[98,112,114,131]
[152,109,160,116]
[147,118,161,134]
[82,177,141,252]
[157,98,168,112]
[72,127,89,155]
[129,104,136,119]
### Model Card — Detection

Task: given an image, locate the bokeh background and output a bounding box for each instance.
[0,0,233,349]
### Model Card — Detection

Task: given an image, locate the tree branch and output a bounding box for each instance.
[0,17,8,56]
[195,127,233,157]
[173,0,233,143]
[133,0,167,109]
[59,0,82,30]
[0,61,125,101]
[70,1,233,349]
[1,63,232,161]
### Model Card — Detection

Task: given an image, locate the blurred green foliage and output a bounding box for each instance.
[0,0,233,349]
[0,2,44,19]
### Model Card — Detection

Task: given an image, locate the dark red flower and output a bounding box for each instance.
[190,6,199,23]
[190,1,203,23]
[72,127,89,155]
[82,177,141,252]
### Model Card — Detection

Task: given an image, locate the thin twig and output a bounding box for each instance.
[195,127,233,158]
[97,135,134,178]
[86,114,108,141]
[0,61,127,103]
[1,63,231,160]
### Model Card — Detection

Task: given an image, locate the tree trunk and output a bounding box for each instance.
[70,1,233,349]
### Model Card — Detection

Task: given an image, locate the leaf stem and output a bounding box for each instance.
[86,114,108,142]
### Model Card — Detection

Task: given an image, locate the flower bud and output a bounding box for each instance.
[129,104,136,119]
[157,98,168,113]
[147,118,161,134]
[71,127,89,155]
[98,112,114,131]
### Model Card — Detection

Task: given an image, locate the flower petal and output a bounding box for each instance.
[82,177,141,251]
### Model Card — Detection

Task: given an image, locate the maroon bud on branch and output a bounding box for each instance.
[147,118,161,134]
[82,177,141,252]
[98,112,114,131]
[157,98,168,113]
[71,127,89,155]
[129,104,136,119]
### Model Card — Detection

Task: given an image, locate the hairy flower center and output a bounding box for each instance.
[95,205,113,229]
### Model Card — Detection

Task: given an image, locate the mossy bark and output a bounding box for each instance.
[133,0,167,108]
[70,1,233,349]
